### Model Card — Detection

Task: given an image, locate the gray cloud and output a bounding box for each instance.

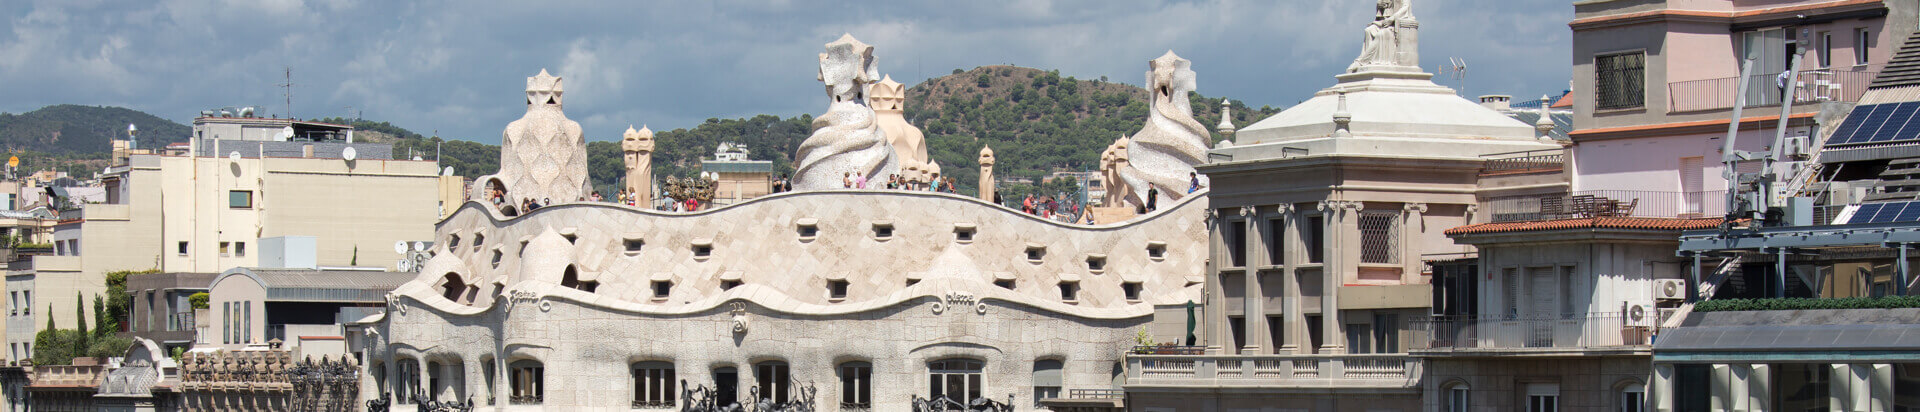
[0,0,1571,144]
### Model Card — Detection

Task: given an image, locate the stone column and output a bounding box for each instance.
[1651,364,1674,412]
[1278,204,1303,355]
[1238,206,1268,354]
[1318,201,1358,354]
[622,125,655,205]
[1402,203,1426,284]
[1203,209,1230,355]
[978,146,995,202]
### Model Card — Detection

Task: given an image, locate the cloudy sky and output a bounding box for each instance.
[0,0,1572,144]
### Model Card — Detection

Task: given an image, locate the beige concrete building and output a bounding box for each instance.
[701,143,773,206]
[3,115,461,365]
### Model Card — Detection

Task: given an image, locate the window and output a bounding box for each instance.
[1595,52,1647,110]
[929,359,984,405]
[1346,323,1372,354]
[1895,364,1920,411]
[1445,382,1470,412]
[446,234,461,250]
[693,245,712,258]
[1228,316,1246,350]
[1122,282,1142,302]
[1358,210,1399,264]
[1373,313,1400,353]
[872,223,893,239]
[955,227,975,242]
[395,359,422,404]
[1503,268,1520,317]
[623,238,644,253]
[1032,359,1063,408]
[1306,216,1325,263]
[228,190,252,208]
[721,280,742,290]
[1147,243,1166,259]
[219,242,231,257]
[631,361,675,408]
[1618,382,1645,412]
[1266,218,1286,266]
[993,279,1015,290]
[713,367,739,406]
[1526,383,1560,412]
[755,361,791,404]
[840,362,872,410]
[1223,218,1247,267]
[472,234,484,251]
[222,302,231,344]
[234,242,245,257]
[178,241,189,256]
[1026,246,1046,262]
[1775,363,1829,411]
[509,359,544,404]
[1674,364,1711,411]
[561,266,597,293]
[243,301,251,343]
[1857,28,1873,65]
[651,281,672,299]
[1058,282,1079,302]
[1086,256,1106,272]
[1819,31,1833,68]
[828,280,849,300]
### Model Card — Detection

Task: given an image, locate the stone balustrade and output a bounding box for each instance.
[29,364,104,387]
[1125,354,1421,388]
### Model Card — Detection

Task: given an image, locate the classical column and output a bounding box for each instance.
[978,146,996,202]
[1238,206,1268,354]
[1402,203,1427,284]
[1319,200,1359,354]
[1203,209,1231,355]
[1277,203,1304,355]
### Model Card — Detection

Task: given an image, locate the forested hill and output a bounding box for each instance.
[0,105,191,154]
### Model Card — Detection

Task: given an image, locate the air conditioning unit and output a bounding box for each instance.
[1654,279,1687,300]
[1624,303,1657,327]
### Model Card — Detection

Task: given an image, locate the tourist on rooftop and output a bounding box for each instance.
[843,172,852,188]
[1189,172,1203,194]
[1146,187,1158,212]
[852,172,868,189]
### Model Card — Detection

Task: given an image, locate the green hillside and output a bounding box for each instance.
[0,105,191,154]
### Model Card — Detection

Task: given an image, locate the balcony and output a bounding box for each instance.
[1483,190,1727,222]
[1667,69,1872,113]
[1125,354,1421,389]
[1410,312,1652,355]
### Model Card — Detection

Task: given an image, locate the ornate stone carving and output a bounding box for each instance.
[1101,137,1139,207]
[931,291,986,315]
[622,125,655,204]
[1347,0,1420,72]
[1119,51,1210,204]
[729,302,749,334]
[792,34,899,190]
[497,69,589,204]
[978,145,995,201]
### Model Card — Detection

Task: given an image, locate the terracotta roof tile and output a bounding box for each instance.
[1445,216,1726,236]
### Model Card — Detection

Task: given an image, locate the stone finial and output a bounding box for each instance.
[1116,50,1209,207]
[1535,94,1557,142]
[623,125,655,153]
[1332,92,1353,137]
[527,68,563,107]
[1216,99,1236,135]
[870,75,906,112]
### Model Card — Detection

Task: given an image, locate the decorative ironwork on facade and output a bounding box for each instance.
[179,349,360,412]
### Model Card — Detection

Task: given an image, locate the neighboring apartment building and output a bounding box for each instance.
[1133,3,1565,409]
[3,114,461,364]
[701,142,773,206]
[1567,0,1917,212]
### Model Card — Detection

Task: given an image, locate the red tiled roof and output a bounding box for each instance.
[1445,216,1726,235]
[1551,92,1573,108]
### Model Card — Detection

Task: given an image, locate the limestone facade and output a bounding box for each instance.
[370,189,1209,410]
[493,69,589,205]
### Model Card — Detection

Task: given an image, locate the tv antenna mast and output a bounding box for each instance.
[1441,57,1468,97]
[279,67,295,120]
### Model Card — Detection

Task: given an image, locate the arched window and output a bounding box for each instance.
[929,358,984,405]
[395,358,422,405]
[838,361,872,410]
[441,273,466,302]
[1618,382,1645,412]
[1032,359,1063,408]
[1444,381,1469,412]
[509,359,544,405]
[754,361,791,404]
[632,361,676,408]
[560,265,597,293]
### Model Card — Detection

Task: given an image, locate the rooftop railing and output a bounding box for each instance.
[1481,149,1566,175]
[1126,354,1420,388]
[1410,312,1652,351]
[1483,190,1727,222]
[1667,69,1873,113]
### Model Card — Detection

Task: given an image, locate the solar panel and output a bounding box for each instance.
[1845,201,1920,224]
[1831,102,1920,145]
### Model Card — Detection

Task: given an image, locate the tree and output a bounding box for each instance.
[189,292,209,310]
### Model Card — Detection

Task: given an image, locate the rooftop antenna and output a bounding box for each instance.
[1442,57,1468,97]
[278,67,294,120]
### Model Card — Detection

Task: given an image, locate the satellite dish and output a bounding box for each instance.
[229,151,241,162]
[413,156,424,161]
[397,258,414,272]
[442,166,455,176]
[342,146,358,161]
[394,240,410,254]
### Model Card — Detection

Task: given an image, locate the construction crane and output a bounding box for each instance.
[1721,34,1812,228]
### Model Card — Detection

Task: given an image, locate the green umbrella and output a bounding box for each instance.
[1184,300,1197,346]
